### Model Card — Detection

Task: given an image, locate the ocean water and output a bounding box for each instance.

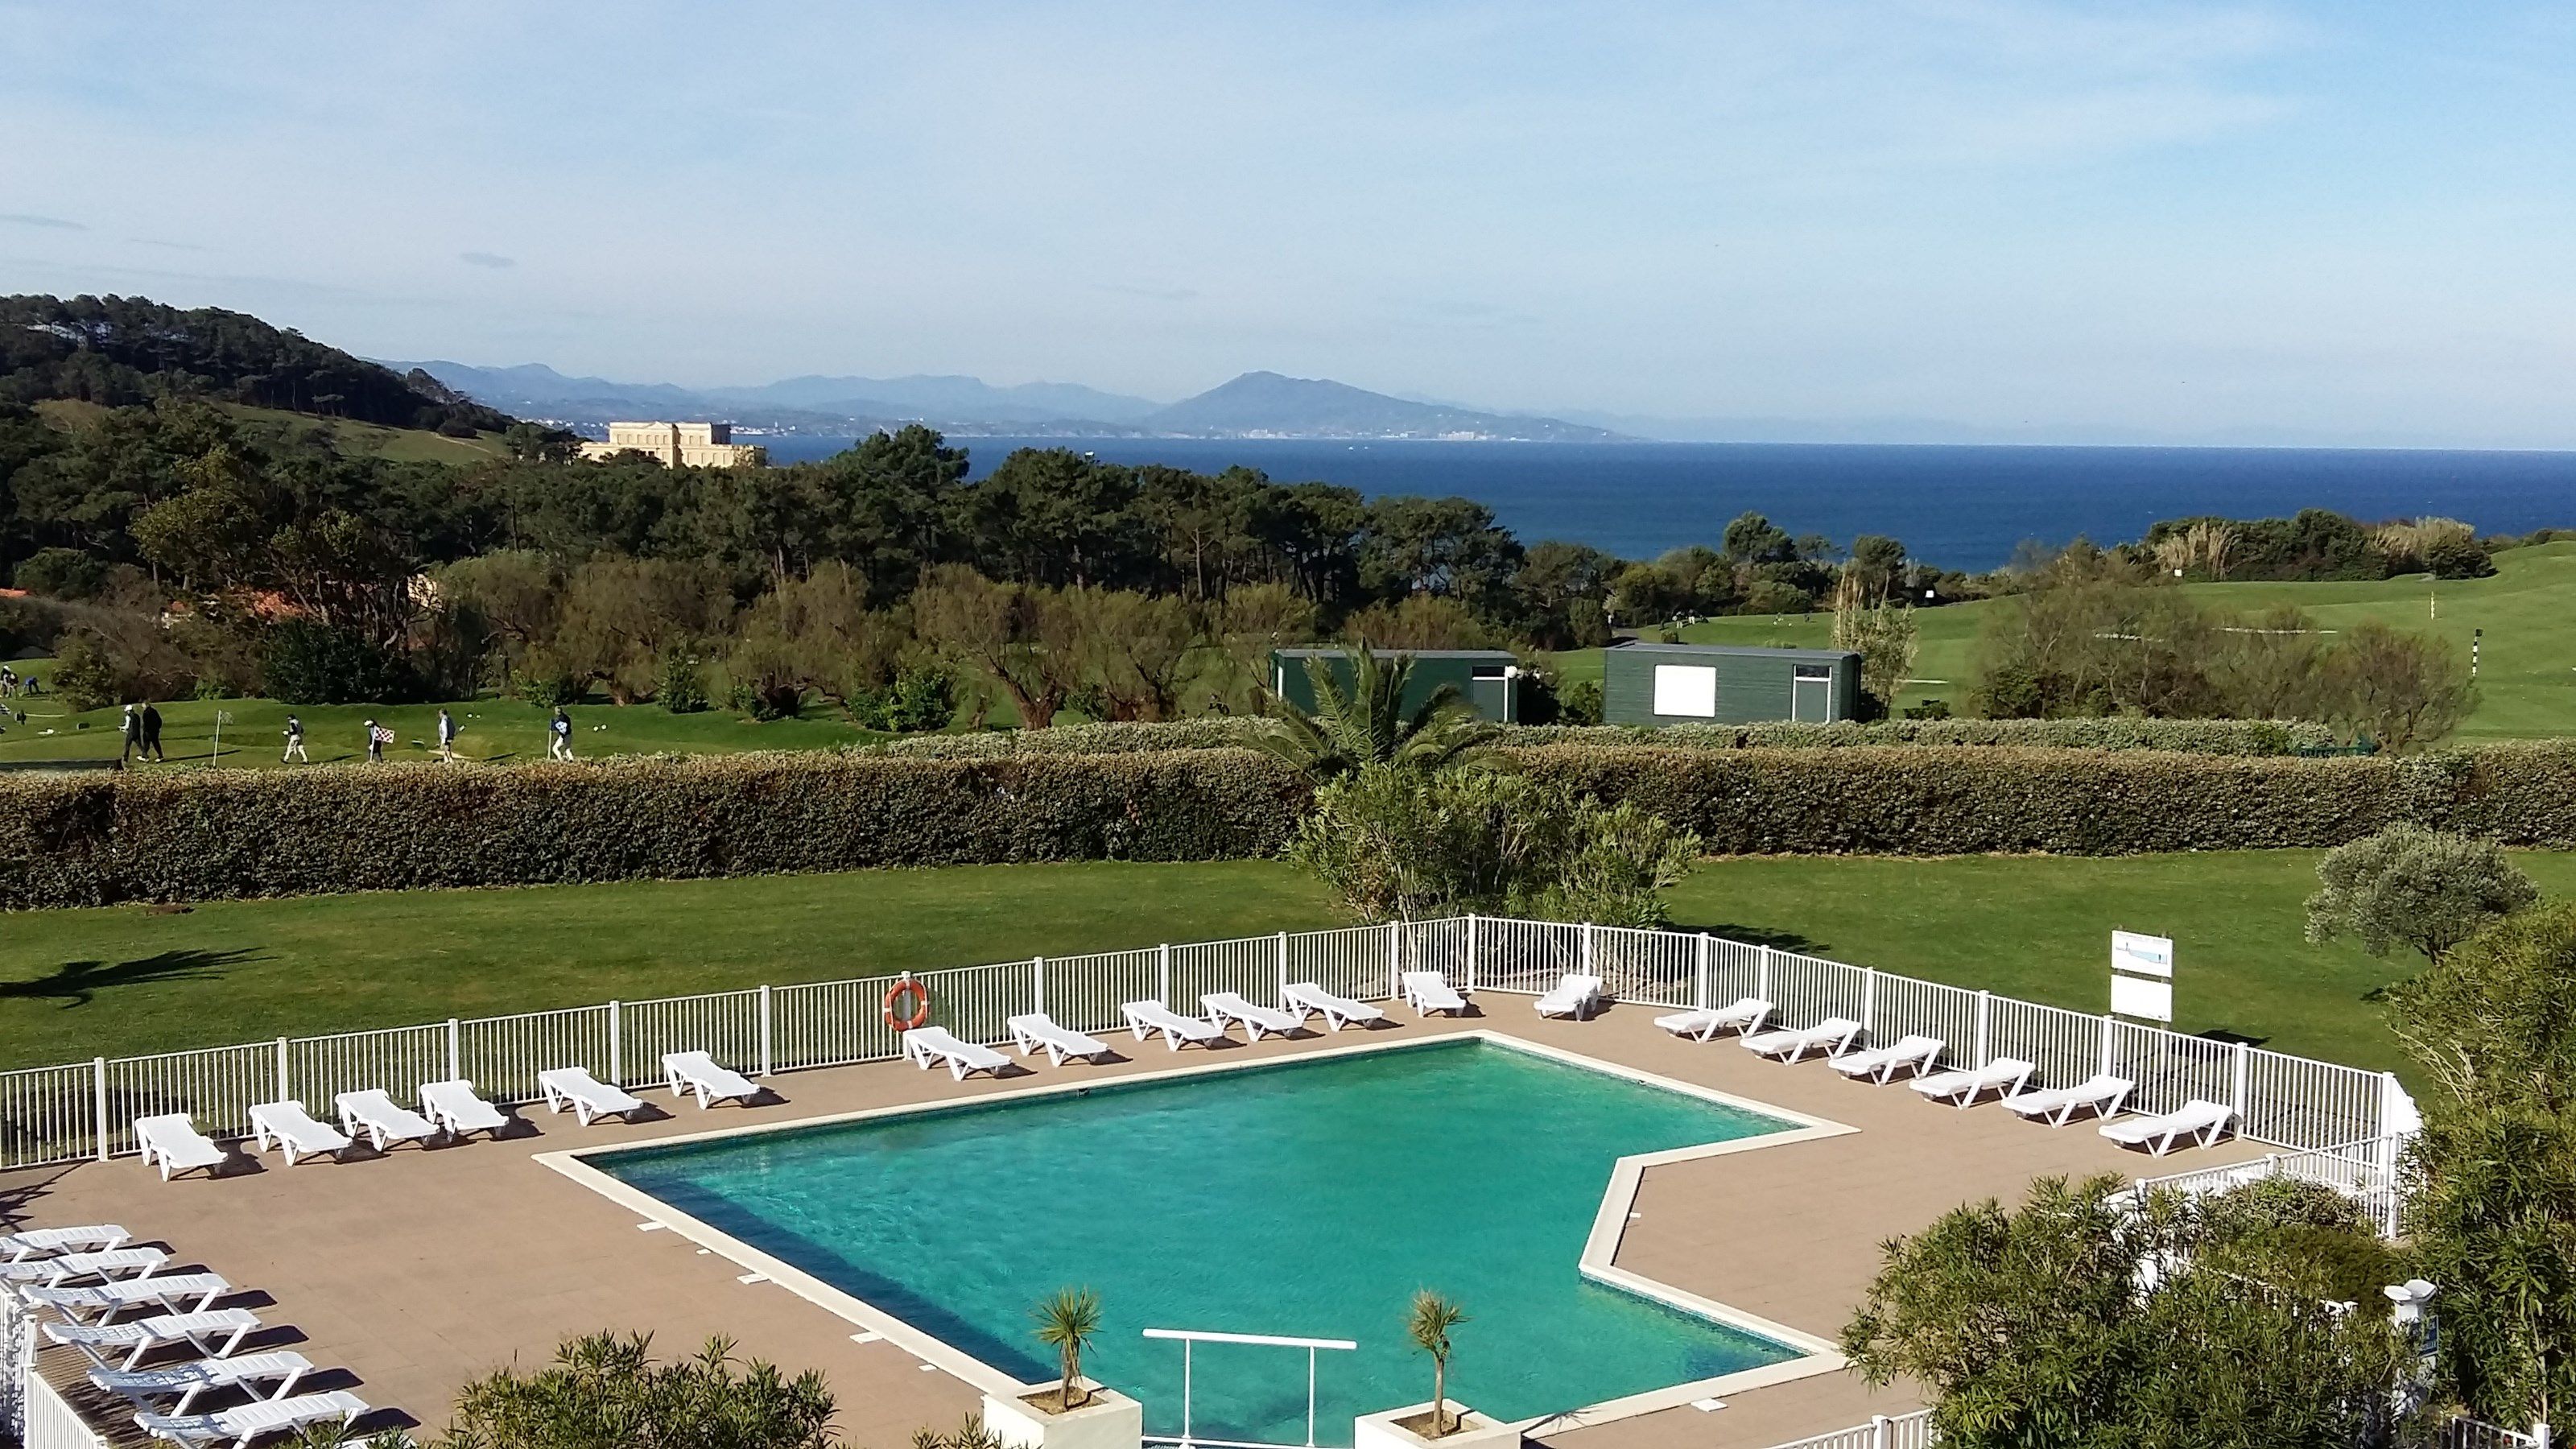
[749,435,2576,570]
[606,1039,1795,1440]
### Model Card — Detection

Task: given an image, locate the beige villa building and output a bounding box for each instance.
[579,420,766,468]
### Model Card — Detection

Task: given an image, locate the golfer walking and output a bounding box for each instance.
[365,718,388,763]
[119,704,142,764]
[436,708,460,762]
[283,713,308,763]
[138,702,164,762]
[548,707,576,762]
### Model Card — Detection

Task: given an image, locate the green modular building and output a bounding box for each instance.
[1601,641,1864,725]
[1269,647,1525,723]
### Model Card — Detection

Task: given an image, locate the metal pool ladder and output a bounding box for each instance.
[1140,1327,1360,1449]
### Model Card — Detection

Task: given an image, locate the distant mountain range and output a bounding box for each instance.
[389,361,1623,442]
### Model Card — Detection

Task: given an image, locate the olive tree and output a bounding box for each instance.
[1843,1175,2413,1449]
[2304,824,2537,968]
[2388,903,2576,1435]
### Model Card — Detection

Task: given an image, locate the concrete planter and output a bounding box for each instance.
[982,1382,1142,1449]
[1355,1402,1519,1449]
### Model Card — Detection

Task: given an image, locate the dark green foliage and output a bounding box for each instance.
[0,294,512,432]
[46,634,124,711]
[655,648,710,715]
[439,1331,833,1449]
[1901,698,1952,720]
[2303,823,2538,966]
[847,667,954,733]
[13,545,105,598]
[1255,645,1499,780]
[259,619,416,704]
[2427,534,2497,580]
[2145,510,2390,582]
[1843,1175,2412,1449]
[0,749,1304,906]
[1555,678,1604,726]
[513,668,585,709]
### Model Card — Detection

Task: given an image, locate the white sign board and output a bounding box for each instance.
[2112,931,2174,979]
[2111,973,2174,1023]
[1653,664,1719,718]
[2110,930,2175,1022]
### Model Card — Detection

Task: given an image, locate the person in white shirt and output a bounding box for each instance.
[283,713,308,763]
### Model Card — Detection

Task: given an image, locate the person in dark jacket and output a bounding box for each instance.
[138,702,164,762]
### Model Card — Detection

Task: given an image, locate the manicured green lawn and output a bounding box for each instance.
[0,862,1338,1068]
[10,849,2573,1077]
[1550,540,2576,736]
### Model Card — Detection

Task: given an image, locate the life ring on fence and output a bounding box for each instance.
[883,978,932,1030]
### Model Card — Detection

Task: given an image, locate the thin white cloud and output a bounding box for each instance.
[459,251,515,269]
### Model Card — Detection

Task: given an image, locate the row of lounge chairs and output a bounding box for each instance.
[1651,995,2236,1156]
[4,1222,372,1447]
[134,1052,768,1183]
[898,984,1398,1080]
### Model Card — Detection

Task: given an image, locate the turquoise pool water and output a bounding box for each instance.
[605,1039,1800,1442]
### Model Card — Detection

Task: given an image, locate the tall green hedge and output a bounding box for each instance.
[873,716,2339,758]
[0,751,1303,909]
[7,741,2570,908]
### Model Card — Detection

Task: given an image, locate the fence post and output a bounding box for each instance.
[1387,920,1402,997]
[1860,968,1876,1035]
[1466,915,1480,993]
[758,985,774,1078]
[447,1019,461,1082]
[1695,934,1711,1011]
[1277,931,1290,998]
[2231,1041,2249,1123]
[1975,991,1992,1067]
[1580,922,1596,977]
[1159,943,1172,1007]
[2099,1013,2117,1076]
[1869,1414,1889,1449]
[1033,958,1046,1017]
[275,1038,290,1104]
[93,1058,108,1162]
[608,1001,622,1087]
[1757,945,1772,1008]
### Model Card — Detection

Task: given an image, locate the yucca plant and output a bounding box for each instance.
[1256,642,1500,782]
[1032,1286,1104,1410]
[1406,1290,1469,1436]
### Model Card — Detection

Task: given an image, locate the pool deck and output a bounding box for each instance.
[2,1005,2268,1449]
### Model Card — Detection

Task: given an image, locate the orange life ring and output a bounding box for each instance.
[884,978,931,1030]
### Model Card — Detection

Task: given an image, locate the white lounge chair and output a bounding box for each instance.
[1653,997,1772,1042]
[1400,971,1470,1016]
[902,1026,1013,1081]
[1203,991,1302,1041]
[47,1309,262,1370]
[1533,973,1607,1020]
[419,1079,510,1140]
[135,1117,227,1182]
[1,1246,167,1286]
[1007,1013,1114,1066]
[2,1224,130,1261]
[1831,1034,1946,1084]
[537,1067,648,1125]
[137,1389,369,1449]
[2101,1099,2236,1156]
[27,1272,229,1323]
[1282,982,1386,1031]
[1122,1000,1225,1051]
[1911,1056,2037,1108]
[1741,1016,1864,1063]
[2003,1073,2134,1126]
[93,1350,312,1415]
[247,1102,349,1166]
[663,1051,762,1108]
[332,1089,439,1152]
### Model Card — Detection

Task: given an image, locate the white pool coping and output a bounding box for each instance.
[535,1029,1860,1433]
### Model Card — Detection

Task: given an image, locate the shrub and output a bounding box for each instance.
[2303,823,2537,967]
[0,749,1306,907]
[260,619,414,704]
[657,646,711,715]
[848,666,955,733]
[12,547,107,600]
[1289,765,1698,925]
[512,665,585,709]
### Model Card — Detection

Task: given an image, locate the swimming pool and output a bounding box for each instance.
[599,1038,1809,1441]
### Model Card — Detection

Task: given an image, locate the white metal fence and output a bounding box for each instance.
[2133,1136,2409,1239]
[1755,1410,1934,1449]
[0,915,2396,1172]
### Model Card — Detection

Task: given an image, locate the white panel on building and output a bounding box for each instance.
[1653,664,1719,717]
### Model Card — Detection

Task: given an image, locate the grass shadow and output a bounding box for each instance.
[1,947,254,1009]
[1662,919,1831,954]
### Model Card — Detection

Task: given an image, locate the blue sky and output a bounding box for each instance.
[4,2,2574,445]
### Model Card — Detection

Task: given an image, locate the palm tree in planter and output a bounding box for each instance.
[1032,1286,1103,1410]
[1257,642,1499,782]
[1407,1290,1470,1436]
